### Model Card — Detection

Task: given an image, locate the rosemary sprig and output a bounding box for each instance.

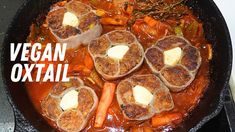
[133,0,187,20]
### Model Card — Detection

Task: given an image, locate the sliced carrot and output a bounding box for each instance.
[84,52,94,70]
[151,112,182,127]
[89,70,104,88]
[96,9,106,16]
[68,65,91,75]
[144,16,158,27]
[56,1,67,7]
[71,65,85,72]
[132,20,143,33]
[82,67,92,74]
[207,44,213,60]
[100,15,128,25]
[131,126,153,132]
[143,126,154,132]
[126,5,134,15]
[94,82,116,128]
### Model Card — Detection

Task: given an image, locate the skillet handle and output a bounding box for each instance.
[223,86,235,132]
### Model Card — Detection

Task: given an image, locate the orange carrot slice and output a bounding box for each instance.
[151,112,182,127]
[84,52,94,70]
[94,82,116,128]
[144,16,158,27]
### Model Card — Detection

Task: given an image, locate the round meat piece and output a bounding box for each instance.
[77,86,98,118]
[121,104,152,120]
[95,56,119,76]
[46,0,102,49]
[41,95,62,121]
[41,77,98,131]
[145,47,164,72]
[88,35,111,56]
[88,30,144,80]
[119,44,143,75]
[145,35,201,92]
[50,77,84,98]
[160,65,193,90]
[153,87,174,113]
[116,74,174,120]
[181,45,201,72]
[57,110,85,132]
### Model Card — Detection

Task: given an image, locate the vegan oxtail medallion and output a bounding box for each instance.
[41,77,98,132]
[116,74,174,120]
[22,0,214,131]
[88,30,144,80]
[46,0,102,49]
[145,35,201,92]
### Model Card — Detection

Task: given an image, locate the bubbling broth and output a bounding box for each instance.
[25,0,211,131]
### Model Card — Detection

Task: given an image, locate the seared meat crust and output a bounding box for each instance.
[145,35,201,92]
[116,74,174,120]
[88,30,144,80]
[41,77,98,132]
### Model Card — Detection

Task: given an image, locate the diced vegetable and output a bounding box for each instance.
[90,70,104,88]
[180,15,203,39]
[144,16,158,27]
[207,44,213,60]
[89,23,95,29]
[56,1,67,6]
[66,47,94,75]
[94,82,116,128]
[90,0,98,5]
[131,126,153,132]
[96,9,106,16]
[132,19,172,41]
[100,15,128,25]
[187,20,199,37]
[84,52,94,70]
[174,26,183,36]
[61,81,73,88]
[125,5,134,15]
[86,77,96,84]
[132,20,143,33]
[68,65,91,75]
[143,126,154,132]
[151,112,182,127]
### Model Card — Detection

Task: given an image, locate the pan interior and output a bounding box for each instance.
[1,0,232,131]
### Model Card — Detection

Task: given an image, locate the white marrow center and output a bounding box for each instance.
[107,45,129,60]
[133,85,153,106]
[60,90,78,111]
[62,12,79,27]
[164,47,182,66]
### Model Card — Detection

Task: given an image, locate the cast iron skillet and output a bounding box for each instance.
[0,0,232,131]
